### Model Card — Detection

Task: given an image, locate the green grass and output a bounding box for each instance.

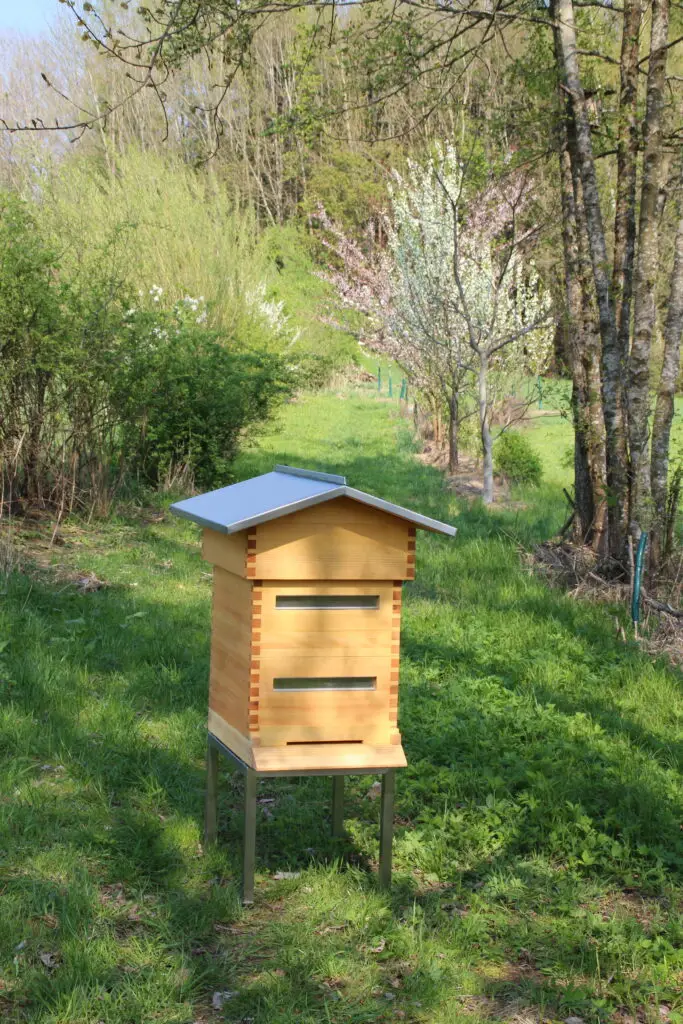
[1,380,682,1024]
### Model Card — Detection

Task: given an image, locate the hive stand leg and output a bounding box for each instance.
[204,740,219,846]
[378,770,396,890]
[242,768,257,905]
[331,775,345,837]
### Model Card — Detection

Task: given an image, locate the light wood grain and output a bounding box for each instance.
[258,652,391,685]
[259,631,393,655]
[208,569,252,736]
[202,529,247,577]
[252,498,412,580]
[252,742,407,773]
[256,580,401,749]
[200,501,412,765]
[260,581,394,635]
[257,662,393,746]
[208,709,255,768]
[258,722,391,746]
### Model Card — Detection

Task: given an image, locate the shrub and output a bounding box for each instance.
[0,195,293,511]
[494,431,543,486]
[43,148,262,338]
[115,298,291,490]
[46,152,358,385]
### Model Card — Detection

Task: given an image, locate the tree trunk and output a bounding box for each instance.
[555,0,629,562]
[628,0,671,538]
[612,0,643,372]
[558,128,594,538]
[555,61,607,547]
[650,183,683,565]
[572,148,609,549]
[448,389,459,473]
[478,354,494,504]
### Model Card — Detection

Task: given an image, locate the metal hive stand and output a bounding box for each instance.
[204,734,397,903]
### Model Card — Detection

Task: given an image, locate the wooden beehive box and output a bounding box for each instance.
[171,466,456,774]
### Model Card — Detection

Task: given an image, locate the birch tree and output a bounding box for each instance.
[556,104,607,548]
[553,0,629,561]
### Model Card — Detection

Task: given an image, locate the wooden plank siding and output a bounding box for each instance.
[202,529,248,578]
[208,569,253,736]
[253,741,407,773]
[253,581,395,746]
[201,503,410,769]
[251,498,413,581]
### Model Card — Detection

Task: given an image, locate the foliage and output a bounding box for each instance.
[1,380,682,1023]
[4,0,683,559]
[113,297,291,490]
[41,148,264,339]
[387,145,553,390]
[312,145,554,483]
[256,224,362,384]
[386,146,473,405]
[494,430,544,486]
[301,147,391,233]
[0,191,128,507]
[0,193,292,509]
[42,149,355,382]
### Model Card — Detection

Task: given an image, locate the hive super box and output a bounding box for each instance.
[171,465,456,776]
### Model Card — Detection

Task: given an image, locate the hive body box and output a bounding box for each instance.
[171,466,456,776]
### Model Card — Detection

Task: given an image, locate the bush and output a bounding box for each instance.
[494,431,543,486]
[43,148,262,337]
[0,194,292,511]
[115,298,291,490]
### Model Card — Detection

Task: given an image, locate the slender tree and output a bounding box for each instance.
[650,168,683,564]
[427,155,552,503]
[628,0,671,538]
[612,0,643,377]
[554,0,629,562]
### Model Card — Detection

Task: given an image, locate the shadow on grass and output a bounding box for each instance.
[1,429,682,1021]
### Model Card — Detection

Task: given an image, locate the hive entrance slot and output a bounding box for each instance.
[286,740,363,746]
[276,595,379,610]
[273,677,376,691]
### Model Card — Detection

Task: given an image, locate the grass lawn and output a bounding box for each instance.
[1,380,682,1024]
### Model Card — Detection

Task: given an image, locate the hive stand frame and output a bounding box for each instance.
[204,734,397,903]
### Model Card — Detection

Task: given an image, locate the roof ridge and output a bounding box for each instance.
[274,464,346,486]
[170,466,456,537]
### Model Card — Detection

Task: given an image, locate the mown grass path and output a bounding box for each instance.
[1,383,681,1024]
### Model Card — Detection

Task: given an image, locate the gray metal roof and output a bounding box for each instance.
[170,465,457,537]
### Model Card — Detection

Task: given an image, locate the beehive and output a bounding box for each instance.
[171,466,456,774]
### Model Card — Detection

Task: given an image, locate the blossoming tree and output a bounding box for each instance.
[388,145,553,502]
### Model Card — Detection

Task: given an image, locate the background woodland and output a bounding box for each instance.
[1,0,682,576]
